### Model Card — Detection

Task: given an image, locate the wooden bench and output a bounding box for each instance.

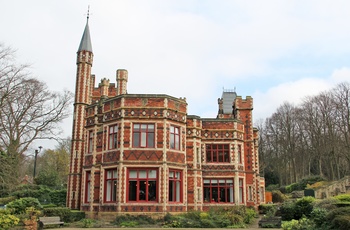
[38,216,64,229]
[258,216,282,228]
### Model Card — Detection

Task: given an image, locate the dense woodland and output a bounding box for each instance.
[258,82,350,186]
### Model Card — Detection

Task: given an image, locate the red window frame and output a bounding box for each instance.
[170,126,180,150]
[127,168,158,202]
[88,130,94,153]
[238,144,242,163]
[85,171,91,203]
[206,144,230,163]
[168,170,182,202]
[108,125,118,149]
[203,178,234,203]
[132,124,155,148]
[104,169,118,203]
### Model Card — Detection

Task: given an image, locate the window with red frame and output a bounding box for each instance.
[105,169,118,202]
[238,144,242,163]
[170,126,180,150]
[206,144,230,163]
[169,170,182,202]
[88,131,94,153]
[127,169,157,202]
[239,178,244,203]
[132,124,155,148]
[108,125,118,149]
[203,179,234,203]
[85,171,91,203]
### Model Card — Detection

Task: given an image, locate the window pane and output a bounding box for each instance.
[133,133,139,147]
[139,170,147,178]
[129,170,137,178]
[148,133,154,148]
[148,180,156,201]
[176,181,180,202]
[148,170,157,178]
[129,181,137,201]
[139,180,146,200]
[134,124,140,131]
[141,133,146,147]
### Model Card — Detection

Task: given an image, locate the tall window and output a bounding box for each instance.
[238,144,242,163]
[248,185,253,201]
[108,125,118,149]
[203,179,234,203]
[133,124,155,148]
[105,169,118,202]
[206,144,230,163]
[88,131,94,153]
[170,126,180,150]
[85,171,91,203]
[239,178,244,203]
[169,170,182,202]
[127,169,157,202]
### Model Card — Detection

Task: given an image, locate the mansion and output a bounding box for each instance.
[67,17,265,217]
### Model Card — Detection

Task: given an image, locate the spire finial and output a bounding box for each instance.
[87,5,90,21]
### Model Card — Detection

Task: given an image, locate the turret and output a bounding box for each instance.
[67,13,94,209]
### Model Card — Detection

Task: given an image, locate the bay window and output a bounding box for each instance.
[133,124,155,148]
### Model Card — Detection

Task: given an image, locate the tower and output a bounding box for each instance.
[67,14,93,209]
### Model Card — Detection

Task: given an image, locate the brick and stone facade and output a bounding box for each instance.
[67,18,265,217]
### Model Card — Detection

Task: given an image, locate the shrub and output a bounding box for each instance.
[282,217,315,230]
[114,214,155,227]
[272,190,287,203]
[266,184,280,191]
[314,197,337,210]
[325,206,350,222]
[310,207,328,228]
[80,218,95,228]
[0,196,16,205]
[259,204,277,215]
[294,196,315,219]
[0,214,19,230]
[43,207,71,222]
[6,197,42,214]
[280,201,296,221]
[331,215,350,230]
[334,194,350,203]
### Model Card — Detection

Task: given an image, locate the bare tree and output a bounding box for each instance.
[0,43,73,195]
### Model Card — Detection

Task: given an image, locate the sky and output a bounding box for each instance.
[1,0,350,150]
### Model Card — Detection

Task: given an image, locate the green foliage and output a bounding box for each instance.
[331,215,350,230]
[280,197,315,221]
[80,218,95,228]
[9,184,66,206]
[259,204,277,215]
[310,207,328,228]
[272,190,287,203]
[0,214,20,230]
[334,194,350,202]
[285,183,300,193]
[325,206,350,223]
[114,214,156,227]
[294,196,315,219]
[0,196,16,205]
[265,184,280,191]
[314,197,337,211]
[6,197,42,214]
[162,206,256,228]
[43,207,72,222]
[34,169,60,188]
[282,217,315,230]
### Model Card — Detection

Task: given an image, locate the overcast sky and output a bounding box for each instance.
[2,0,350,149]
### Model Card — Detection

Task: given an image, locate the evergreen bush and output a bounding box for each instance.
[6,197,42,214]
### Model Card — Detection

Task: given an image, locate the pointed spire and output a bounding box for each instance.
[78,6,93,52]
